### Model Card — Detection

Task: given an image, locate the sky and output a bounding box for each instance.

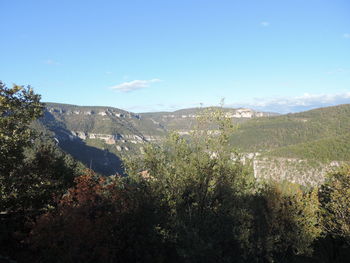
[1,0,350,113]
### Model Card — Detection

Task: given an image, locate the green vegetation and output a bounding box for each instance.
[230,104,350,158]
[267,133,350,162]
[227,105,350,183]
[2,83,350,262]
[40,102,350,181]
[320,166,350,243]
[0,83,82,260]
[0,83,80,213]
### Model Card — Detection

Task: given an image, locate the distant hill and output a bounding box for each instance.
[229,104,350,186]
[230,104,350,155]
[39,103,171,175]
[140,107,278,130]
[266,133,350,162]
[40,103,275,175]
[39,102,350,183]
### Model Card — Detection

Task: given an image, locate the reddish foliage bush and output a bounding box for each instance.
[28,172,167,263]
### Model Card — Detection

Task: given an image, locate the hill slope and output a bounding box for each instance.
[40,103,168,175]
[40,104,275,175]
[230,104,350,155]
[39,102,350,183]
[140,107,278,131]
[231,104,350,186]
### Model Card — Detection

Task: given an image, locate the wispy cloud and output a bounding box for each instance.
[44,59,60,66]
[260,21,270,27]
[110,79,161,92]
[325,68,348,74]
[343,33,350,39]
[231,92,350,113]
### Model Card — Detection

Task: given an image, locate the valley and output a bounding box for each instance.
[40,103,350,185]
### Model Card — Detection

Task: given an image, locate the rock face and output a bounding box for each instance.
[225,108,268,118]
[69,131,147,144]
[242,154,341,186]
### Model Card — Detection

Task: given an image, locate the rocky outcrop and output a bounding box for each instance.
[245,155,341,186]
[143,135,164,142]
[69,131,147,144]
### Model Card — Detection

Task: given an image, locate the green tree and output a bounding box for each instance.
[124,107,255,262]
[248,181,321,262]
[125,107,323,262]
[320,165,350,243]
[0,82,44,212]
[313,166,350,263]
[0,82,80,261]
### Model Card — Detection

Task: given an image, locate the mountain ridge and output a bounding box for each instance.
[39,102,350,185]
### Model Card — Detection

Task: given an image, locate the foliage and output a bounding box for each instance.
[125,108,323,262]
[320,166,350,243]
[0,82,44,210]
[247,182,321,262]
[124,108,254,262]
[29,172,167,263]
[267,134,350,162]
[305,165,350,263]
[2,84,349,262]
[0,83,79,212]
[0,82,81,261]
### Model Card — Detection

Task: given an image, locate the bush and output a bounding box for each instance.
[28,172,167,263]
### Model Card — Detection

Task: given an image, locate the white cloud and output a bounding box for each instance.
[110,79,161,92]
[231,92,350,113]
[44,59,60,65]
[343,33,350,39]
[260,21,270,27]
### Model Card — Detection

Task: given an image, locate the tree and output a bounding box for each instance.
[124,107,256,262]
[248,181,321,262]
[320,165,350,243]
[124,107,325,262]
[0,82,80,261]
[310,166,350,263]
[0,82,44,212]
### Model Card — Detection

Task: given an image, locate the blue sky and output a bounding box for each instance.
[1,0,349,113]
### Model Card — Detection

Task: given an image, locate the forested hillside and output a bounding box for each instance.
[35,102,350,184]
[267,133,350,162]
[230,104,350,159]
[38,104,276,175]
[2,83,350,263]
